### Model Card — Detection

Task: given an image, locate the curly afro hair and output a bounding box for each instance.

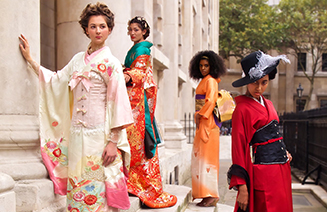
[189,50,226,80]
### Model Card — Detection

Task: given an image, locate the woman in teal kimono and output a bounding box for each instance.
[123,16,177,208]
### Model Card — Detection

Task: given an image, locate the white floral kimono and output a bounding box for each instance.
[39,46,133,211]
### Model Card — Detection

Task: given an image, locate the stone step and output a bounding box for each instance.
[14,179,65,212]
[184,200,234,212]
[121,184,192,212]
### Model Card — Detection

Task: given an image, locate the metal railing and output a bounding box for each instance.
[181,113,195,144]
[280,107,327,190]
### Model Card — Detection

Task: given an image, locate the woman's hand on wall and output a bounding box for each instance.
[19,34,40,75]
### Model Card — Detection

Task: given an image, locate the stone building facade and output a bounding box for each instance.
[219,0,327,114]
[220,50,327,114]
[0,0,220,211]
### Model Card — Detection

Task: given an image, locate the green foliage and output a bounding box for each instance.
[277,0,327,56]
[219,0,283,60]
[277,0,327,110]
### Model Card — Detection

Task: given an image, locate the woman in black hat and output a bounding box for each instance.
[228,51,293,212]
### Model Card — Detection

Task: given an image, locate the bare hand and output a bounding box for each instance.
[237,184,249,211]
[195,113,202,129]
[124,73,131,83]
[286,151,292,162]
[19,34,40,74]
[19,34,33,62]
[102,142,117,167]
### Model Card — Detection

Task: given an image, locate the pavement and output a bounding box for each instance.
[124,135,327,212]
[183,135,327,212]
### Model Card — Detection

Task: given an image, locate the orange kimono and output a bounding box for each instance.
[192,74,221,199]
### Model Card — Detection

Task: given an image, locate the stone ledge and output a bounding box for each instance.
[14,179,65,212]
[292,183,327,208]
[185,201,234,212]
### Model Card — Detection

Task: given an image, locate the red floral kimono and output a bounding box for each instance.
[229,95,293,212]
[123,41,177,208]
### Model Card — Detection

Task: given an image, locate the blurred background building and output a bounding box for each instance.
[219,0,327,113]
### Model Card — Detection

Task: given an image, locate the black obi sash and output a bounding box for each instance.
[250,120,288,165]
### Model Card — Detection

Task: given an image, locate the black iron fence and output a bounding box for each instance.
[280,107,327,190]
[181,113,195,144]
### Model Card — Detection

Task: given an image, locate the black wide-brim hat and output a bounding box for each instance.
[232,51,290,87]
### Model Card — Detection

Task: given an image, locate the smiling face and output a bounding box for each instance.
[85,15,111,48]
[246,74,269,101]
[199,59,210,77]
[128,23,146,44]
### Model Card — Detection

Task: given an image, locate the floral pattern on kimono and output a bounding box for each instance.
[123,41,177,208]
[39,46,133,211]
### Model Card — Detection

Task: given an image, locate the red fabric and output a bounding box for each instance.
[252,137,282,153]
[230,95,293,212]
[125,55,177,208]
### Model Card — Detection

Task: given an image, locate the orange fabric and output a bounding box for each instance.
[192,75,220,199]
[125,55,177,208]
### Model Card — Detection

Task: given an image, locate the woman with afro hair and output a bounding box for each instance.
[189,50,226,207]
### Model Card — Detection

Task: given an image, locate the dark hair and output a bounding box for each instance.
[128,16,150,39]
[189,50,227,80]
[268,68,277,80]
[79,2,115,37]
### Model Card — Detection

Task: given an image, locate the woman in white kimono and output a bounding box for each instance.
[19,2,134,212]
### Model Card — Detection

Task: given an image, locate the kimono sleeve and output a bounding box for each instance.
[229,106,249,188]
[38,54,78,195]
[105,60,134,131]
[124,55,150,87]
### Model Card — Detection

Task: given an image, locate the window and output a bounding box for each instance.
[296,98,306,112]
[322,53,327,72]
[297,53,306,71]
[320,99,327,108]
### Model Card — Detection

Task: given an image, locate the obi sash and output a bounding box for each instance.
[250,120,288,164]
[195,94,222,128]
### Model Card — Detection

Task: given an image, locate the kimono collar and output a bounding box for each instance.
[69,47,113,91]
[249,95,265,107]
[124,41,153,68]
[85,46,109,65]
[130,41,153,53]
[203,74,221,83]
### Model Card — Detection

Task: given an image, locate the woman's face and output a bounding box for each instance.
[128,23,146,44]
[246,75,269,100]
[199,59,210,77]
[85,15,111,47]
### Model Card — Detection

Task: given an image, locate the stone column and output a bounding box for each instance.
[161,0,187,149]
[0,0,54,211]
[56,0,132,68]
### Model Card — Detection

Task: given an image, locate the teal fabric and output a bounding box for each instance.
[144,91,161,156]
[124,41,153,68]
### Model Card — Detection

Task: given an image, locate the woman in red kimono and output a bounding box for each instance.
[228,51,293,212]
[123,16,177,208]
[189,50,226,207]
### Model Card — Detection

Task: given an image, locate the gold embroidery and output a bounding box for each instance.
[195,99,205,111]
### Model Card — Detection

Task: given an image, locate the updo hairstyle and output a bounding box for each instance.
[128,16,150,39]
[79,2,115,37]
